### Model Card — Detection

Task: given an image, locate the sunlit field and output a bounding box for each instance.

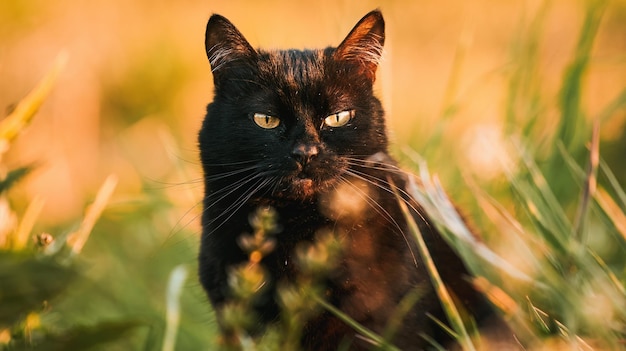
[1,0,625,350]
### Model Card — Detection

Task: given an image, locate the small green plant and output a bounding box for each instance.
[216,206,278,348]
[213,207,349,351]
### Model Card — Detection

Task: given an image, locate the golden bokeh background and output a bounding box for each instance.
[1,0,625,224]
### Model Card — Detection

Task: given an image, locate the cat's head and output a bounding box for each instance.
[199,10,388,201]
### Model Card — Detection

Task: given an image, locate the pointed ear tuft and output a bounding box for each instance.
[334,10,385,81]
[205,14,256,74]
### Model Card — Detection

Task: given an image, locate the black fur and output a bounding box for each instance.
[198,10,493,350]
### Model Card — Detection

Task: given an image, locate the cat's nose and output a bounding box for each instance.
[292,144,319,166]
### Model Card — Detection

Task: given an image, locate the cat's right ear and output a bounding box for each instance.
[334,10,385,82]
[205,14,257,76]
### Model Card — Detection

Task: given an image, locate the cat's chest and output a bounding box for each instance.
[273,184,397,246]
[270,196,420,328]
[271,193,410,274]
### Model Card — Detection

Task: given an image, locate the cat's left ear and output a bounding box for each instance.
[334,10,385,82]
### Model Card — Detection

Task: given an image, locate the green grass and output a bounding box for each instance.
[0,56,215,350]
[400,0,626,348]
[1,1,625,350]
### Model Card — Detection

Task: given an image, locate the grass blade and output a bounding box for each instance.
[0,53,67,149]
[378,287,426,350]
[13,196,45,250]
[598,88,626,124]
[403,155,540,285]
[68,174,118,255]
[595,187,626,243]
[556,0,606,149]
[0,166,33,194]
[572,121,599,242]
[512,140,572,236]
[392,180,477,351]
[599,158,626,211]
[313,295,401,351]
[505,0,550,135]
[162,265,188,351]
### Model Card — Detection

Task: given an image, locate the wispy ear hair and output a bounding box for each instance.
[334,10,385,81]
[205,14,257,75]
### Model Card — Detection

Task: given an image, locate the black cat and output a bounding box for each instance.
[198,10,495,350]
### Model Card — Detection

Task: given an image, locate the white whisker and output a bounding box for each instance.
[205,174,259,207]
[204,170,282,237]
[204,177,268,235]
[168,198,204,238]
[204,165,261,182]
[340,173,418,268]
[344,163,428,223]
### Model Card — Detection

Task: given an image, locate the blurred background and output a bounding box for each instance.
[2,0,625,223]
[1,0,625,349]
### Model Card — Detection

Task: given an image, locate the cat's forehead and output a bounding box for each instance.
[257,49,329,89]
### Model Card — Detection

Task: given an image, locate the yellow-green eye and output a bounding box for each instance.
[253,113,280,129]
[324,110,355,128]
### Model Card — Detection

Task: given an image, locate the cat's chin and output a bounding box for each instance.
[293,178,316,198]
[272,176,336,201]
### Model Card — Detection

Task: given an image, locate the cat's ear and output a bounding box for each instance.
[334,10,385,81]
[205,14,257,75]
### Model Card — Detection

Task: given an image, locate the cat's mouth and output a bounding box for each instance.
[269,158,346,200]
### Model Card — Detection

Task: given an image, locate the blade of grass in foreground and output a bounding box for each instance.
[505,0,550,135]
[558,139,626,243]
[0,166,33,194]
[162,265,188,351]
[463,173,548,267]
[402,151,539,286]
[376,287,426,351]
[600,158,626,211]
[556,0,606,150]
[572,121,599,243]
[595,187,626,242]
[67,174,118,256]
[511,140,572,239]
[557,142,626,300]
[597,88,626,125]
[313,295,401,351]
[0,52,67,147]
[391,181,477,351]
[12,196,45,250]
